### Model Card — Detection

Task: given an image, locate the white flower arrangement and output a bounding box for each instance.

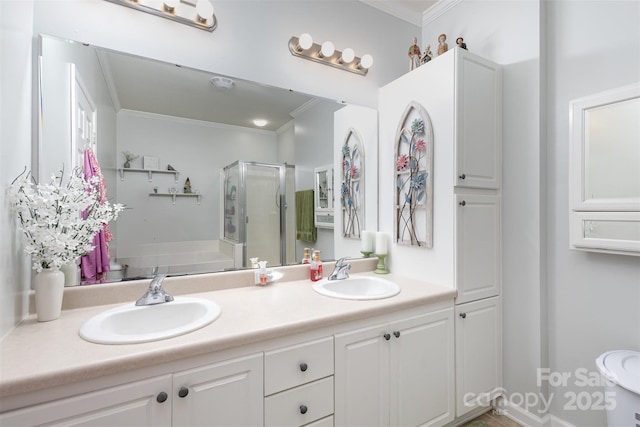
[7,168,124,272]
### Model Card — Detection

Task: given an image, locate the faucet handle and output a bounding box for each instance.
[336,257,350,267]
[150,274,168,291]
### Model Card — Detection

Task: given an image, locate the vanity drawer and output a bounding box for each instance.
[264,336,333,395]
[264,376,334,427]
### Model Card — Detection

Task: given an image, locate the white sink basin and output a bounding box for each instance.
[312,276,400,300]
[79,297,221,344]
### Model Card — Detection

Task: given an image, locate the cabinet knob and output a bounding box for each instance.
[178,386,189,398]
[459,173,466,180]
[393,331,401,338]
[299,362,308,372]
[383,333,391,341]
[459,200,466,207]
[459,312,467,319]
[156,392,168,403]
[300,404,308,414]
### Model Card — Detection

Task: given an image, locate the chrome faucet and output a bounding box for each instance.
[135,274,175,306]
[328,257,351,281]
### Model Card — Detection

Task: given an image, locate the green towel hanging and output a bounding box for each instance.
[296,190,317,242]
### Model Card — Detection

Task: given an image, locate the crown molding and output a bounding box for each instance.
[359,0,422,27]
[289,98,323,118]
[422,0,463,25]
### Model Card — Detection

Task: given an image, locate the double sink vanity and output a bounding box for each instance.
[0,258,459,426]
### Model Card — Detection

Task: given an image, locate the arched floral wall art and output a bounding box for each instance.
[394,101,434,247]
[341,129,364,239]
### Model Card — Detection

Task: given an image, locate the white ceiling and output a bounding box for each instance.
[98,1,437,131]
[98,49,316,132]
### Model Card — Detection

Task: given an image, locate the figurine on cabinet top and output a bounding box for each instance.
[437,33,448,55]
[456,37,467,50]
[408,37,422,71]
[421,44,433,64]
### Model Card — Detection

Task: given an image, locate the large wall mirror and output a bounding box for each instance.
[569,82,640,255]
[37,34,378,283]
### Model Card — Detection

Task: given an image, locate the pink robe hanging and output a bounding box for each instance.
[81,148,111,284]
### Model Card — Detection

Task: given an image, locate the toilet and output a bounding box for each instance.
[595,350,640,427]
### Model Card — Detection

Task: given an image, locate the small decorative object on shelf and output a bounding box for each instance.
[184,177,192,193]
[122,151,139,169]
[421,44,433,64]
[437,33,448,55]
[167,164,176,171]
[169,187,177,194]
[143,156,159,170]
[456,37,467,50]
[153,186,158,194]
[408,37,421,71]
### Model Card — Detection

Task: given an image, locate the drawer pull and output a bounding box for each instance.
[299,362,308,372]
[393,331,401,338]
[156,392,168,403]
[178,386,189,398]
[459,312,467,319]
[459,173,466,180]
[383,333,391,341]
[459,200,466,206]
[300,404,308,414]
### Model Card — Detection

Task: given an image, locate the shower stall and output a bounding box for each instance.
[222,161,296,268]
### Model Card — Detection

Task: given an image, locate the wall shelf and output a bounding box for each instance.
[149,192,201,205]
[119,168,180,182]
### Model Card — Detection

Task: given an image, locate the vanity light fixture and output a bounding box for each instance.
[288,34,373,76]
[104,0,217,32]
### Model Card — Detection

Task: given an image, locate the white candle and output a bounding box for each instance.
[375,232,388,255]
[361,230,374,252]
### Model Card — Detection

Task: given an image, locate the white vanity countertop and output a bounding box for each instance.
[0,269,455,399]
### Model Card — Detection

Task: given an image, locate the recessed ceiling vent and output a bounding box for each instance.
[210,76,235,90]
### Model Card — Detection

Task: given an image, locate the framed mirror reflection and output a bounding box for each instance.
[37,34,378,283]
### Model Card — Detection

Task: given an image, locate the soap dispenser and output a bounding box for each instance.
[310,250,322,282]
[301,248,311,264]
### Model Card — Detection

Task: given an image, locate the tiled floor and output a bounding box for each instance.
[461,410,524,427]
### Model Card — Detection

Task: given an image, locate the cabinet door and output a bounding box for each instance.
[455,193,500,304]
[389,309,455,427]
[334,322,390,427]
[172,353,263,427]
[454,50,502,189]
[455,297,502,417]
[0,375,172,427]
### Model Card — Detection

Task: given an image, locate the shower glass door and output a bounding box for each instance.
[244,163,286,267]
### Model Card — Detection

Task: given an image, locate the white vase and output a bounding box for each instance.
[34,268,65,322]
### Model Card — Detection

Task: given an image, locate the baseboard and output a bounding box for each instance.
[499,399,576,427]
[442,406,490,426]
[499,399,547,427]
[546,414,576,427]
